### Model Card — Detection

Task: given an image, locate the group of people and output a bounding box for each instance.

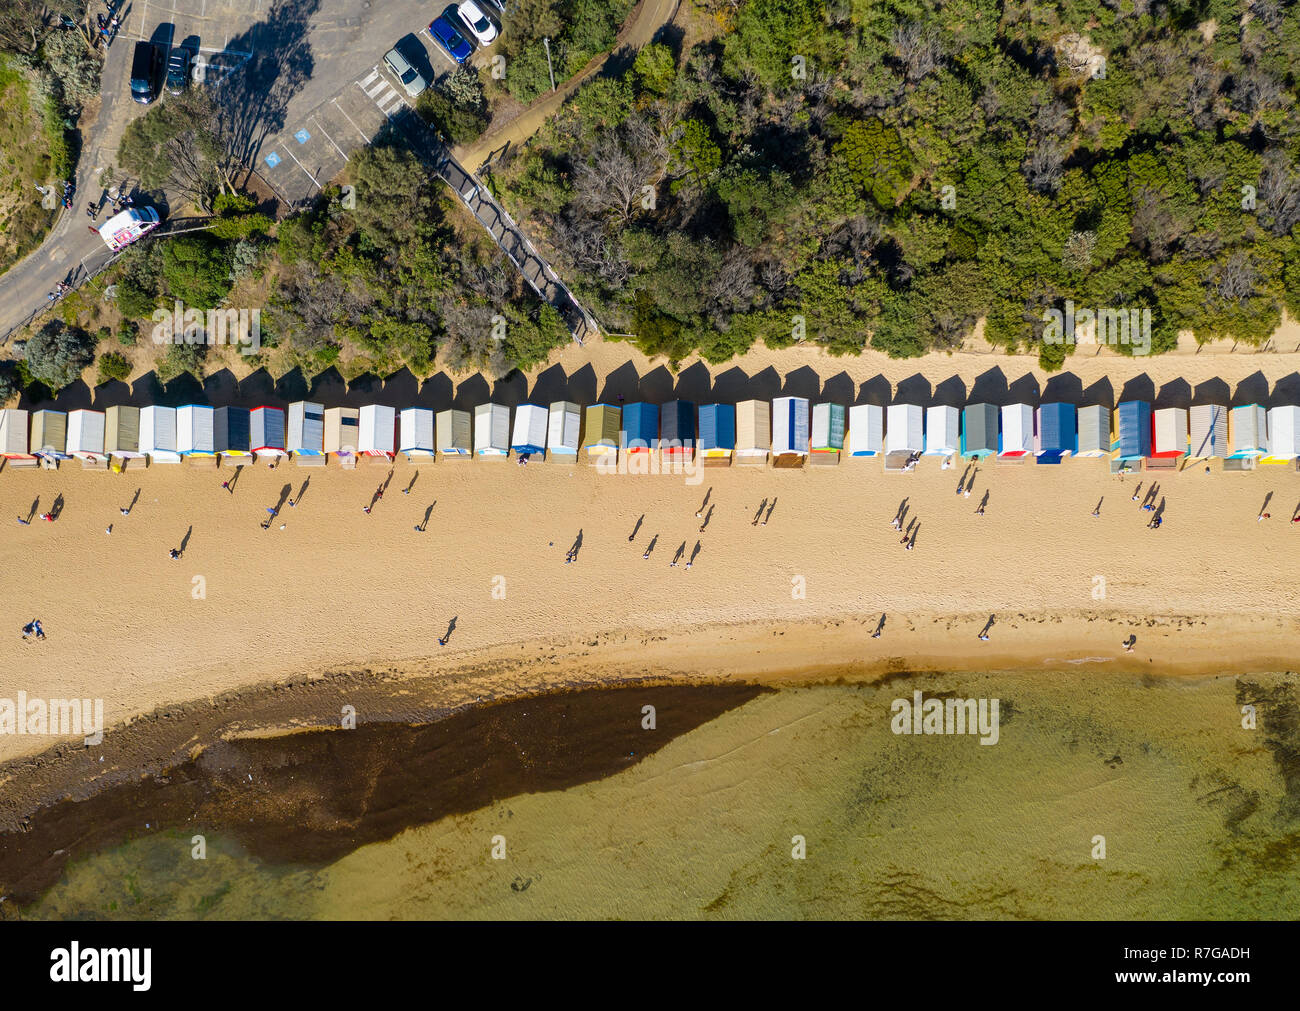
[94,8,121,46]
[20,619,46,642]
[46,280,71,302]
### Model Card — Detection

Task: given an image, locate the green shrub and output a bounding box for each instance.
[25,320,95,391]
[96,350,132,384]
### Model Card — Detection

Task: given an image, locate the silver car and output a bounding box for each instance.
[384,46,428,97]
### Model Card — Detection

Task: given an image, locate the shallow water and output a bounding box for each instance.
[24,671,1300,919]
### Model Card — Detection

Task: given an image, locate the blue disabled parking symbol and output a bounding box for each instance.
[264,151,281,168]
[294,128,311,144]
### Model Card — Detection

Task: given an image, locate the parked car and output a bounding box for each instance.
[129,41,163,104]
[428,15,473,65]
[479,0,506,16]
[165,45,191,96]
[384,44,428,97]
[456,1,497,46]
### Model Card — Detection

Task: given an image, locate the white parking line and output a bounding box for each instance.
[374,85,397,105]
[332,97,370,144]
[358,68,380,88]
[312,116,347,159]
[282,147,321,191]
[381,95,407,116]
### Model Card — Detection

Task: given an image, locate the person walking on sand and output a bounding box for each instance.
[105,525,112,535]
[978,632,989,641]
[1258,512,1270,522]
[1131,483,1142,502]
[222,480,231,492]
[169,548,180,560]
[362,505,371,514]
[120,506,131,517]
[16,516,29,526]
[39,512,53,522]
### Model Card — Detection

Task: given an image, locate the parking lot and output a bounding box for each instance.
[119,0,503,206]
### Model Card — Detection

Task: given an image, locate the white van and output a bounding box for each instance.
[98,207,160,251]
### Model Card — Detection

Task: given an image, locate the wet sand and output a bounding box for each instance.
[0,682,766,907]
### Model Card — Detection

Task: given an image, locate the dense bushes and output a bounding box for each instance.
[270,139,568,377]
[491,0,1300,369]
[497,0,636,103]
[25,319,95,390]
[416,66,491,145]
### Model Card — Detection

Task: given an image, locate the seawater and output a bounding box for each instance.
[24,671,1300,919]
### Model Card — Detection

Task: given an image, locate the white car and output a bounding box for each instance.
[457,1,498,46]
[384,46,428,97]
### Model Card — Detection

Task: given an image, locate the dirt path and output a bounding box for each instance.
[453,0,682,174]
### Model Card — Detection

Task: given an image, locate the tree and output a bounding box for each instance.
[161,236,234,309]
[25,320,94,390]
[632,43,676,97]
[208,192,272,240]
[96,350,131,384]
[667,118,722,194]
[830,119,914,209]
[0,364,18,405]
[724,0,823,91]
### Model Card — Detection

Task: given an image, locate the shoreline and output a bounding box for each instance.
[0,606,1293,832]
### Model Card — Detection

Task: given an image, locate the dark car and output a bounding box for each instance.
[165,46,191,96]
[129,41,163,104]
[429,14,473,64]
[479,0,506,15]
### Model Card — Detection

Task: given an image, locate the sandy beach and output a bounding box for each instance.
[2,338,1300,782]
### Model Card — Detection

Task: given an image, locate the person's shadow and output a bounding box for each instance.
[50,493,66,520]
[438,616,457,645]
[275,484,292,512]
[628,514,643,542]
[24,498,39,523]
[643,533,657,557]
[872,614,886,637]
[124,488,141,513]
[417,501,436,531]
[568,529,583,558]
[979,615,996,638]
[177,525,192,556]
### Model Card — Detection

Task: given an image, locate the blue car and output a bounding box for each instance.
[429,15,473,64]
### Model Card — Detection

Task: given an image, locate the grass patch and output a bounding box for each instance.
[0,56,65,277]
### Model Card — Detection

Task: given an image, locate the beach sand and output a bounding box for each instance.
[2,338,1300,781]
